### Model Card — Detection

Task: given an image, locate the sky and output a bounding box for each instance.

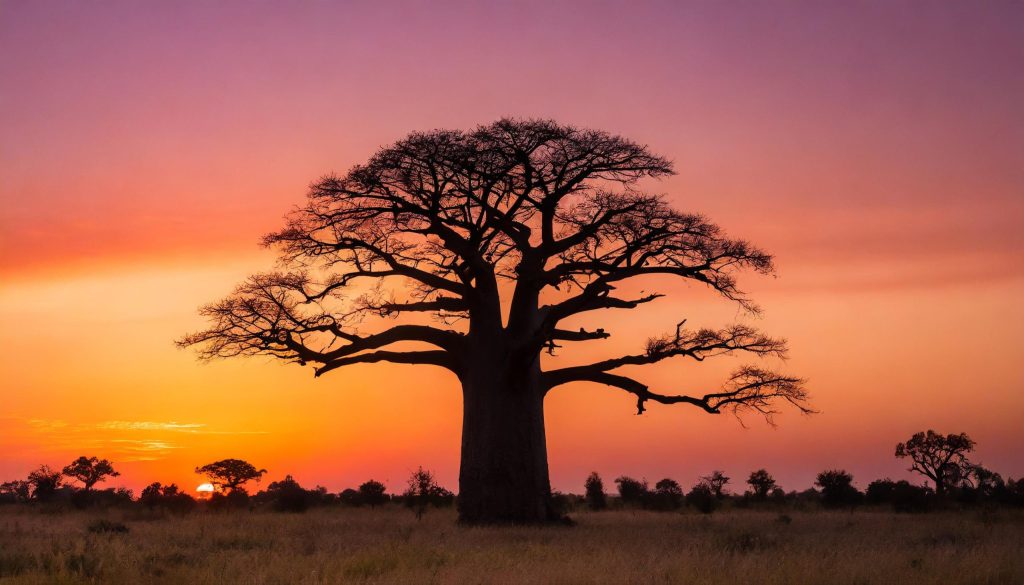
[1,0,1022,496]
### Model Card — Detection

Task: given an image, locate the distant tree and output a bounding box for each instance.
[584,472,607,510]
[265,475,310,512]
[195,459,266,493]
[358,480,389,508]
[339,488,362,507]
[746,469,776,501]
[178,119,811,524]
[815,470,861,508]
[62,456,119,491]
[0,480,31,504]
[652,478,684,510]
[701,471,730,499]
[614,476,650,507]
[895,430,975,497]
[140,483,197,515]
[686,482,719,514]
[27,465,62,502]
[403,467,451,520]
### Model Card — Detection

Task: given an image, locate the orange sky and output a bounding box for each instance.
[1,1,1022,495]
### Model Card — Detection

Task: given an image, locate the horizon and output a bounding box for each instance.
[2,1,1022,498]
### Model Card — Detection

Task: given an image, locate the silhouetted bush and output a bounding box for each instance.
[584,472,607,510]
[701,471,730,499]
[139,483,196,516]
[650,478,683,510]
[339,488,362,507]
[866,479,933,512]
[402,467,453,519]
[614,476,649,508]
[746,469,776,501]
[815,470,862,508]
[209,488,250,511]
[26,465,62,502]
[265,475,310,513]
[686,483,719,514]
[0,481,30,504]
[358,480,389,508]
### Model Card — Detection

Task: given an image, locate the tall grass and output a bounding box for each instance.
[0,507,1021,584]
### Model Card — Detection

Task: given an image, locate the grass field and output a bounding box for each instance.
[1,506,1022,584]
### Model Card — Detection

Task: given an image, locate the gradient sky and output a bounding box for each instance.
[2,0,1022,496]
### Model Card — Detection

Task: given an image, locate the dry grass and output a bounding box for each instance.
[0,506,1021,584]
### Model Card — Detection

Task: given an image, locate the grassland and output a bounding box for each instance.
[0,506,1022,584]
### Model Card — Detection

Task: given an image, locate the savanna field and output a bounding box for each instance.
[2,506,1023,585]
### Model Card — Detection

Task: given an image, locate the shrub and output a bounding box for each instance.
[686,483,719,514]
[584,472,607,510]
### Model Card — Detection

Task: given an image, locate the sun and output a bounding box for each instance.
[196,483,215,496]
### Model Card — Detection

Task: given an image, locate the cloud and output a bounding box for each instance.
[96,421,205,432]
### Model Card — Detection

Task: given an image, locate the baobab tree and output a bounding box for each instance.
[179,119,810,524]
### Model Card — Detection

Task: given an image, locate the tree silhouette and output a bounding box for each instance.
[195,459,266,493]
[179,119,810,524]
[652,478,684,510]
[403,467,450,520]
[358,480,389,508]
[746,469,776,501]
[26,465,62,502]
[815,469,861,508]
[614,476,649,507]
[701,470,731,499]
[584,472,607,510]
[62,456,120,491]
[895,430,975,497]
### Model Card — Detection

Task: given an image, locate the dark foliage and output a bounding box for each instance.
[614,476,650,507]
[62,456,119,491]
[358,480,389,508]
[686,483,719,514]
[195,459,266,493]
[139,483,196,516]
[815,470,862,508]
[651,478,684,510]
[746,469,776,501]
[26,465,62,502]
[584,472,607,511]
[896,430,975,496]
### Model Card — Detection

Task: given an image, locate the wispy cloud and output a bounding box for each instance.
[97,421,206,432]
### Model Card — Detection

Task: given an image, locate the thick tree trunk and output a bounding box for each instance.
[457,356,560,525]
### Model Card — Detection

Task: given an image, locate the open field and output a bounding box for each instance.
[1,507,1022,584]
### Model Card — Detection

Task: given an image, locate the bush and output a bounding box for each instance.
[815,470,862,508]
[265,475,310,513]
[584,472,607,510]
[614,476,649,508]
[686,484,719,514]
[651,479,683,510]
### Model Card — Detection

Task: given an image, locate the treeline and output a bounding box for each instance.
[0,458,455,518]
[2,430,1022,516]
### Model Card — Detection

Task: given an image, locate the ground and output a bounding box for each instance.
[0,506,1022,584]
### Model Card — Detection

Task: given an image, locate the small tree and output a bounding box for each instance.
[62,456,119,491]
[686,482,719,514]
[815,470,860,508]
[701,471,730,499]
[265,475,310,512]
[895,430,974,497]
[614,476,650,507]
[0,480,31,504]
[358,480,389,508]
[140,482,196,515]
[27,465,62,502]
[652,478,684,510]
[584,472,607,510]
[195,459,266,493]
[403,467,448,520]
[746,469,776,501]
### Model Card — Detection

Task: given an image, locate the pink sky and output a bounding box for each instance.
[1,1,1022,494]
